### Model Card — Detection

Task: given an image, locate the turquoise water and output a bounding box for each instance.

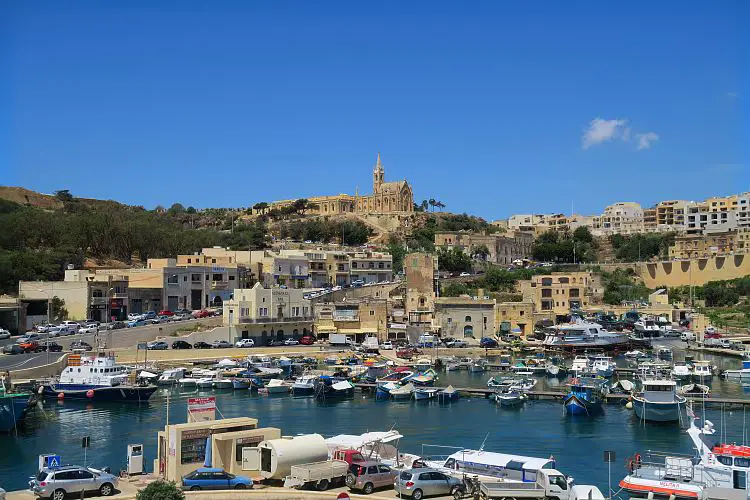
[1,346,748,492]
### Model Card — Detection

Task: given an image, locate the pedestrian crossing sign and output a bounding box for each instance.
[40,454,61,469]
[48,456,60,467]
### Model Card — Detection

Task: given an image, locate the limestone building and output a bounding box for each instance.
[264,153,414,216]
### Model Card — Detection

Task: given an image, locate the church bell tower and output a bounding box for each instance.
[373,152,384,193]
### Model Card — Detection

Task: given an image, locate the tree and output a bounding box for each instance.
[167,203,185,216]
[437,246,473,273]
[442,282,476,297]
[50,296,68,322]
[573,226,594,244]
[54,190,74,202]
[185,206,197,214]
[136,481,184,500]
[420,200,429,211]
[471,244,490,261]
[387,236,407,274]
[428,199,436,212]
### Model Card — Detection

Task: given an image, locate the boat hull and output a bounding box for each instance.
[564,394,602,416]
[619,475,702,499]
[632,398,684,422]
[0,394,32,432]
[414,390,438,401]
[231,379,250,390]
[724,370,750,380]
[291,384,315,396]
[437,391,459,403]
[42,384,158,402]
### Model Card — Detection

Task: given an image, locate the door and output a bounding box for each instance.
[261,447,272,473]
[430,472,450,495]
[77,469,95,493]
[734,470,747,490]
[242,447,260,471]
[377,465,392,488]
[167,296,179,312]
[191,290,202,309]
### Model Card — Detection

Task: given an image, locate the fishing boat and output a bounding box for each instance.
[0,382,33,432]
[291,374,317,396]
[590,356,616,377]
[406,369,437,387]
[679,383,710,398]
[692,360,714,381]
[624,350,645,359]
[543,318,629,350]
[375,381,398,400]
[570,355,590,376]
[672,361,692,380]
[509,377,537,392]
[41,353,157,402]
[231,378,250,390]
[657,347,673,360]
[437,385,460,403]
[545,363,566,377]
[413,358,432,371]
[723,353,750,380]
[413,387,440,401]
[633,317,661,338]
[315,377,355,401]
[497,354,512,370]
[563,377,608,416]
[487,375,513,389]
[494,389,523,407]
[468,359,486,373]
[632,378,686,423]
[610,379,635,394]
[620,419,750,499]
[390,382,415,401]
[263,379,289,394]
[157,368,186,386]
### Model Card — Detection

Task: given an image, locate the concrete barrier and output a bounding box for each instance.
[9,353,69,380]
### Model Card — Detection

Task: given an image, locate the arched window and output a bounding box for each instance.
[465,315,472,322]
[464,325,473,337]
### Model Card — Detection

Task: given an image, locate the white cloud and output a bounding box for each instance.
[581,118,627,149]
[726,91,740,98]
[635,132,659,150]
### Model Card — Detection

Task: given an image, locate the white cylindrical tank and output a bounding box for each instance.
[258,434,329,479]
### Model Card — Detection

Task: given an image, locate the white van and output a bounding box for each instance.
[418,334,436,347]
[680,331,696,342]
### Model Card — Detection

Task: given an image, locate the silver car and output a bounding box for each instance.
[30,466,118,500]
[395,468,462,500]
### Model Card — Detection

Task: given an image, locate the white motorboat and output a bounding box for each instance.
[468,360,486,373]
[424,448,557,482]
[195,377,214,389]
[570,356,590,376]
[413,358,432,371]
[692,360,714,380]
[678,383,710,397]
[157,368,186,386]
[213,378,233,389]
[590,356,615,377]
[624,350,645,359]
[656,347,672,360]
[178,378,197,387]
[543,318,629,349]
[291,374,317,396]
[494,389,524,407]
[723,354,750,380]
[263,379,289,394]
[671,361,692,380]
[633,317,661,338]
[632,378,685,423]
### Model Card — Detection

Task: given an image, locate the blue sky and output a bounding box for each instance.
[2,1,746,219]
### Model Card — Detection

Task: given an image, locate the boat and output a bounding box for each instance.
[405,369,437,387]
[40,353,157,402]
[231,378,250,390]
[723,353,750,380]
[413,358,432,371]
[633,317,661,338]
[657,347,673,360]
[195,377,215,389]
[291,374,317,396]
[508,377,537,392]
[375,381,398,400]
[590,356,616,378]
[389,382,414,400]
[413,387,440,401]
[679,383,710,398]
[487,375,513,389]
[468,360,486,373]
[624,350,645,359]
[0,382,33,432]
[315,377,355,400]
[563,377,608,416]
[692,360,714,381]
[671,361,692,380]
[157,368,186,386]
[620,419,750,498]
[632,378,686,423]
[212,378,233,390]
[424,448,557,482]
[178,378,197,388]
[437,385,460,403]
[610,380,635,394]
[494,389,523,407]
[324,356,339,366]
[545,363,566,377]
[263,379,289,394]
[543,318,630,350]
[570,356,590,376]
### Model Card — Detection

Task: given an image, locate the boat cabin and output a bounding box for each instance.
[435,449,556,482]
[59,353,129,387]
[639,380,678,403]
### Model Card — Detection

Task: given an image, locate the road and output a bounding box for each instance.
[0,351,65,371]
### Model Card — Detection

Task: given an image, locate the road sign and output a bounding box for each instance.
[603,450,615,463]
[82,436,90,448]
[48,455,61,467]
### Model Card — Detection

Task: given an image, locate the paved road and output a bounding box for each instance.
[0,351,65,371]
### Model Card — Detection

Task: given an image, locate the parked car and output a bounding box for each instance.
[40,341,63,352]
[157,310,175,317]
[266,339,285,347]
[705,331,722,339]
[36,324,55,333]
[299,336,316,345]
[235,339,255,348]
[480,337,499,348]
[283,338,299,346]
[60,321,81,333]
[380,340,393,350]
[346,461,399,494]
[171,340,192,349]
[127,319,146,328]
[127,313,142,321]
[394,468,462,499]
[180,467,253,491]
[2,344,23,355]
[146,341,169,350]
[211,340,232,349]
[107,321,127,330]
[149,315,170,325]
[171,313,191,322]
[500,334,520,344]
[459,272,472,277]
[351,279,365,288]
[0,328,12,340]
[193,341,212,349]
[143,311,157,320]
[193,310,212,319]
[16,334,41,344]
[78,324,99,334]
[29,465,119,500]
[445,339,468,348]
[69,341,93,352]
[18,341,41,353]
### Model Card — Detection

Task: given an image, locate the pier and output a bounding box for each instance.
[354,383,750,408]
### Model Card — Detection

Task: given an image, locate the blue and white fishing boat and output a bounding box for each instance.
[590,356,616,378]
[413,387,440,401]
[632,378,685,423]
[405,369,437,387]
[375,381,398,401]
[563,377,608,416]
[291,374,317,396]
[723,353,750,380]
[389,382,414,401]
[41,353,157,402]
[315,377,355,401]
[0,382,33,432]
[231,378,250,390]
[437,385,460,403]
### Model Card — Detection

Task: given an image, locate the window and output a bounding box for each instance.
[167,275,179,284]
[367,466,378,474]
[736,457,750,468]
[447,318,452,324]
[370,310,375,316]
[183,276,187,282]
[541,278,552,286]
[191,274,202,282]
[211,259,216,263]
[569,288,580,298]
[258,307,268,316]
[77,470,94,479]
[378,465,391,473]
[465,315,472,322]
[213,274,223,281]
[542,289,552,298]
[717,456,733,466]
[229,275,235,281]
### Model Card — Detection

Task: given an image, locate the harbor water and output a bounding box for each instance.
[1,346,748,492]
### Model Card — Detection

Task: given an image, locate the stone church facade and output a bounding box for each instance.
[266,154,414,216]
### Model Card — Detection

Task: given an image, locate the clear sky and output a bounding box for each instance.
[2,1,747,219]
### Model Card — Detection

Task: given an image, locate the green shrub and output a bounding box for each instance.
[136,481,184,500]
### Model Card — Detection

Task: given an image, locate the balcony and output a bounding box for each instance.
[211,280,229,288]
[239,315,314,324]
[112,293,128,299]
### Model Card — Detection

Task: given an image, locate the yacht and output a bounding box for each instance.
[41,353,157,402]
[543,319,629,350]
[424,449,558,483]
[631,378,686,423]
[633,318,661,338]
[157,368,186,386]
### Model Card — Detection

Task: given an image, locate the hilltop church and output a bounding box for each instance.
[266,153,414,215]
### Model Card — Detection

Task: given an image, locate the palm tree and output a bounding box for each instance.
[420,199,429,211]
[436,201,446,212]
[428,198,436,212]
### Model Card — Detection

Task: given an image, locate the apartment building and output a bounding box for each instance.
[434,296,495,339]
[222,283,313,342]
[495,301,534,338]
[434,231,533,266]
[404,253,438,329]
[599,202,644,235]
[519,271,602,319]
[737,193,750,227]
[669,232,740,259]
[655,200,689,231]
[348,251,393,284]
[314,297,389,341]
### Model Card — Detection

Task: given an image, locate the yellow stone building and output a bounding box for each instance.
[265,153,414,216]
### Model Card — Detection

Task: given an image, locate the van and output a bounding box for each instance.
[680,331,696,342]
[417,334,436,347]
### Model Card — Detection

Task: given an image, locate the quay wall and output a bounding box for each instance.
[639,255,750,288]
[9,353,68,380]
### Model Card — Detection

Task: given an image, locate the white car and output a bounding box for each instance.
[235,339,255,348]
[0,329,11,340]
[381,341,393,350]
[61,321,81,333]
[78,325,99,334]
[459,272,471,277]
[283,338,299,346]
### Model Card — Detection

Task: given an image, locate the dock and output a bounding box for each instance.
[354,383,750,408]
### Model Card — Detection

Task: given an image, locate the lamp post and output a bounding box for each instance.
[38,289,51,364]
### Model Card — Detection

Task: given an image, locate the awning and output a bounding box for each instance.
[316,326,337,333]
[337,328,378,335]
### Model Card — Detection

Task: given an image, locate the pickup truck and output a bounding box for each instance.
[282,449,367,491]
[479,469,605,500]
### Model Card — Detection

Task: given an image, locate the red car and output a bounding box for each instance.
[18,341,41,353]
[193,310,212,319]
[158,310,175,317]
[299,336,315,345]
[704,332,722,339]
